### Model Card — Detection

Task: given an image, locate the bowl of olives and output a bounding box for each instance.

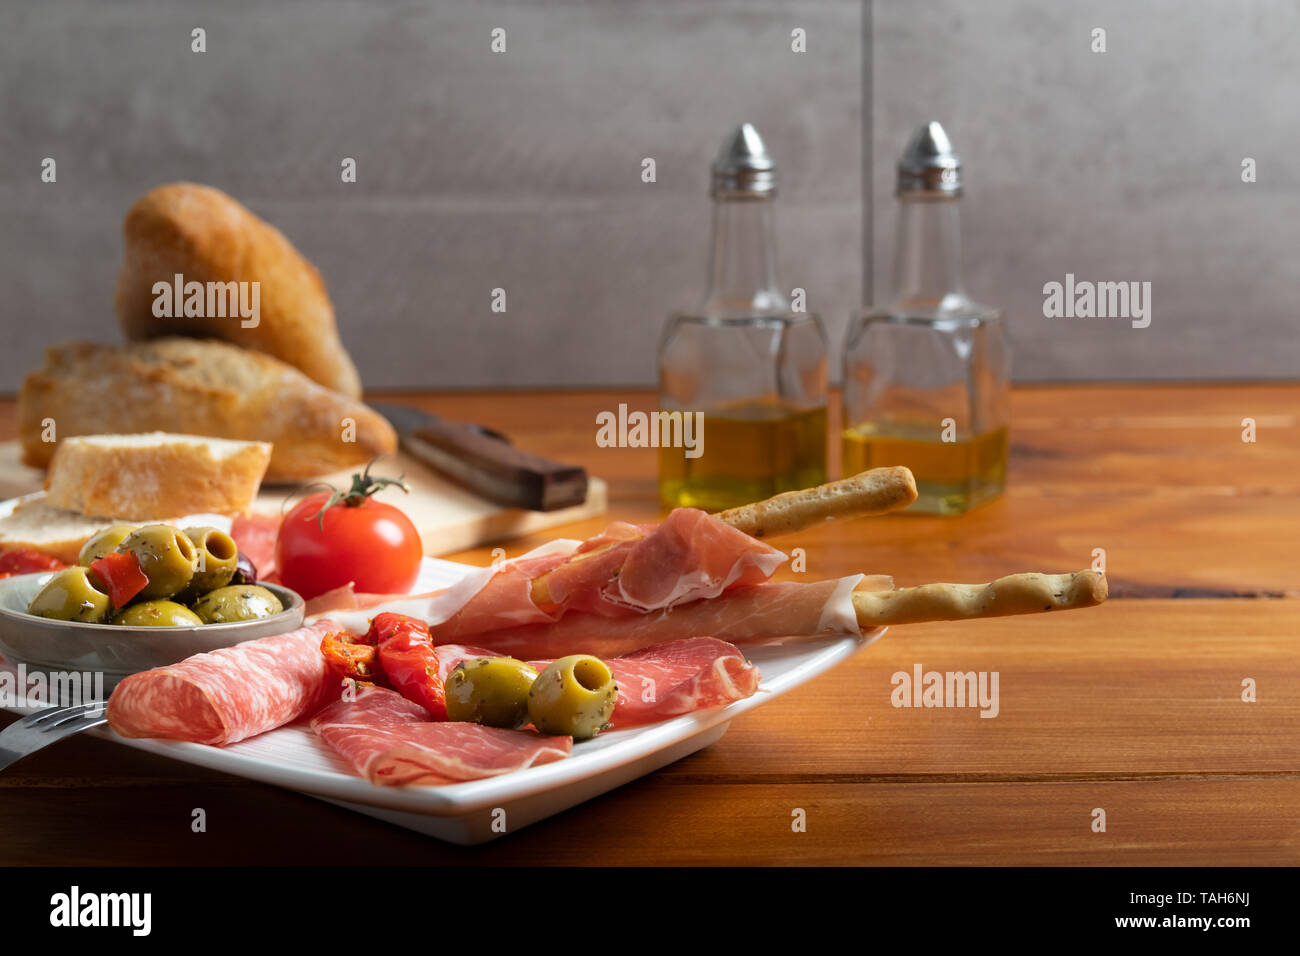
[0,523,304,684]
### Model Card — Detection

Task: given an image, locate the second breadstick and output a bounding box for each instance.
[717,466,918,538]
[853,570,1108,626]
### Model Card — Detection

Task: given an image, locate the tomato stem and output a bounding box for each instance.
[314,458,410,529]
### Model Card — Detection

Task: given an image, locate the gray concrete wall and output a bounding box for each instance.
[872,0,1300,382]
[1,1,1294,391]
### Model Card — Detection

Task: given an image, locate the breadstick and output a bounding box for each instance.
[716,466,918,539]
[852,570,1107,626]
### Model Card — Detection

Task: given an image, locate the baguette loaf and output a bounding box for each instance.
[19,338,396,482]
[114,182,362,398]
[44,433,272,520]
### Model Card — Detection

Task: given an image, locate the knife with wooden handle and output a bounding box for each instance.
[370,402,589,512]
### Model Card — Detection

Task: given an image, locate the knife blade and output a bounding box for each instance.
[370,402,589,512]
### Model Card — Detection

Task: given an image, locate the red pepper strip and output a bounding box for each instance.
[368,612,447,720]
[89,551,149,608]
[320,632,386,684]
[0,549,67,577]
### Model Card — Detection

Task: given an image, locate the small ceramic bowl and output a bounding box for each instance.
[0,572,305,685]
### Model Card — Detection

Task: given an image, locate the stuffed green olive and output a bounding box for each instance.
[111,600,204,627]
[117,525,198,600]
[527,654,618,740]
[446,657,538,729]
[77,524,136,566]
[191,585,283,624]
[27,567,112,623]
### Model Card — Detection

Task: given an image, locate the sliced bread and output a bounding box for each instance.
[0,494,232,565]
[18,337,397,482]
[44,432,271,520]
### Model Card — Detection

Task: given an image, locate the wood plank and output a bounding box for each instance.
[1,770,1295,866]
[0,384,1296,864]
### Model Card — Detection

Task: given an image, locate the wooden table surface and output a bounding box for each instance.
[1,384,1297,866]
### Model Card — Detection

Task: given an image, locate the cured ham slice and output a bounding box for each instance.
[311,684,572,786]
[457,574,886,661]
[531,638,761,728]
[322,509,787,645]
[230,513,280,578]
[106,620,342,746]
[320,538,581,636]
[608,508,786,611]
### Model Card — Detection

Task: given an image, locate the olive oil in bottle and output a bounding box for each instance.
[842,423,1008,514]
[841,122,1009,515]
[660,402,827,512]
[659,123,828,511]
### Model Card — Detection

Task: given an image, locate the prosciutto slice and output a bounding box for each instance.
[230,513,281,579]
[311,684,572,786]
[106,620,341,746]
[531,638,761,728]
[452,575,884,661]
[320,509,786,644]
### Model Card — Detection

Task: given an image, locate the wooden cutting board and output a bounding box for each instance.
[0,441,607,557]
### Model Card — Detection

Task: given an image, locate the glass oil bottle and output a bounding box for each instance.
[842,122,1009,514]
[659,124,828,511]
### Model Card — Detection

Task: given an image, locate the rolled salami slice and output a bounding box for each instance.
[106,620,341,746]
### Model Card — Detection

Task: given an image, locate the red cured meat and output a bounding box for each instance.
[459,575,887,661]
[230,513,281,578]
[610,508,785,610]
[428,549,572,639]
[409,509,786,644]
[106,620,342,746]
[311,684,572,786]
[531,637,760,728]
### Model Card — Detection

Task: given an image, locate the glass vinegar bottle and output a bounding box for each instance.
[658,124,828,512]
[842,122,1009,514]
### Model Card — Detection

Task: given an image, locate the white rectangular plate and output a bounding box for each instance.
[1,557,883,845]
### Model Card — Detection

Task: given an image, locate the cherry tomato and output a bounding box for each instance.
[275,464,422,601]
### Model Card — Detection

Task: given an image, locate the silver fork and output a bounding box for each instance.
[0,702,108,772]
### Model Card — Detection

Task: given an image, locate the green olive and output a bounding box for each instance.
[179,526,239,597]
[446,657,539,728]
[27,567,112,623]
[77,524,137,566]
[191,585,283,624]
[527,654,618,740]
[117,524,198,600]
[111,600,204,627]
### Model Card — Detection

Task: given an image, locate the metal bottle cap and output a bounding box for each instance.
[897,121,961,197]
[711,123,777,199]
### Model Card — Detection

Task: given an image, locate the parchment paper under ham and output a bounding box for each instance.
[443,575,884,661]
[310,684,572,786]
[319,539,581,636]
[106,620,341,746]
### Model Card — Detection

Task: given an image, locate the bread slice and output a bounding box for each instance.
[114,182,362,398]
[19,338,397,482]
[0,495,232,565]
[44,433,272,520]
